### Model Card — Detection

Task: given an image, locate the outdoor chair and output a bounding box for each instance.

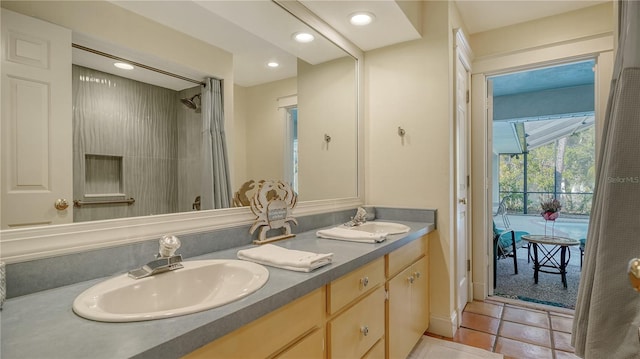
[493,221,518,288]
[495,197,511,228]
[495,196,531,261]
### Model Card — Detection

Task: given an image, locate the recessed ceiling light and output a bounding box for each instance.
[267,62,280,68]
[293,32,315,43]
[349,12,375,26]
[113,62,134,70]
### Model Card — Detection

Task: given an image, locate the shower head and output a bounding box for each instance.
[180,94,201,110]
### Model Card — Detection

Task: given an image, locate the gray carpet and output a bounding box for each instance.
[494,246,582,309]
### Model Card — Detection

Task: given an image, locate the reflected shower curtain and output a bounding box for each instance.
[572,1,640,357]
[201,78,232,209]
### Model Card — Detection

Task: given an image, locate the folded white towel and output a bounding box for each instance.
[237,244,333,272]
[316,227,387,243]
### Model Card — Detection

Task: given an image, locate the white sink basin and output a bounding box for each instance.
[73,259,269,322]
[348,221,411,235]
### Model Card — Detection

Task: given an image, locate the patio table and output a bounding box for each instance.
[522,234,580,288]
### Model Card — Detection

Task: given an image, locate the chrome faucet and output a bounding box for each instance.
[345,207,368,227]
[128,235,184,279]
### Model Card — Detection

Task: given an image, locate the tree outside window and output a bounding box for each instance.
[499,126,594,216]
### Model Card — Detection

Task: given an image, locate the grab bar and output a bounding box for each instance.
[73,198,135,207]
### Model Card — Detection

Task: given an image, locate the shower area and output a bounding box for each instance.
[72,65,203,222]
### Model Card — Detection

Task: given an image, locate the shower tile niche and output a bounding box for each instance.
[72,65,181,222]
[84,154,124,196]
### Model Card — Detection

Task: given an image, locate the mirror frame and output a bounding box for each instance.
[0,0,364,264]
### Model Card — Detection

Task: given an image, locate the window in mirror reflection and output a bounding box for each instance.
[285,106,299,192]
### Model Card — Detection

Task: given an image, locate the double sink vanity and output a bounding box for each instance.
[1,214,435,358]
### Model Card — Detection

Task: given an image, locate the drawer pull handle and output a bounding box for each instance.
[361,326,369,336]
[414,271,421,279]
[361,277,369,287]
[408,275,415,284]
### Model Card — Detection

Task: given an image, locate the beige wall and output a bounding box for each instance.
[232,85,249,191]
[365,0,458,336]
[470,2,613,59]
[297,56,358,201]
[365,1,614,337]
[233,77,297,191]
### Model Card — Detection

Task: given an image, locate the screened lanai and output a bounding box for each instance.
[492,60,596,222]
[490,60,595,308]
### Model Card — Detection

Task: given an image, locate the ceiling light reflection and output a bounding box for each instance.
[113,62,134,70]
[349,12,375,26]
[293,32,315,43]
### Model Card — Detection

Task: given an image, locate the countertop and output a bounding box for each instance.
[0,221,434,359]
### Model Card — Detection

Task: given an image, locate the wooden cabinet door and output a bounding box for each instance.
[387,265,414,359]
[410,257,429,339]
[388,255,429,359]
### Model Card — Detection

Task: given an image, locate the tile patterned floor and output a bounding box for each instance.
[427,297,579,359]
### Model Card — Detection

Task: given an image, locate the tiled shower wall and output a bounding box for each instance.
[176,86,203,213]
[72,65,201,222]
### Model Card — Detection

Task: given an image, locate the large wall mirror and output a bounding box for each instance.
[0,1,362,262]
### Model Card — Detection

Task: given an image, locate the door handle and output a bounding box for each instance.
[54,199,69,211]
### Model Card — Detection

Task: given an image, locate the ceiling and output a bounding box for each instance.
[299,0,421,51]
[77,0,420,90]
[494,115,595,154]
[492,60,596,154]
[492,60,595,97]
[73,1,609,91]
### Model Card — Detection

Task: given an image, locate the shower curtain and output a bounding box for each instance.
[572,1,640,358]
[201,78,232,209]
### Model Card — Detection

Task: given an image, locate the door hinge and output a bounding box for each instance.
[466,90,470,104]
[466,175,470,187]
[385,290,389,301]
[467,259,471,272]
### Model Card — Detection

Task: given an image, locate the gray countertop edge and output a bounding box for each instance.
[1,221,434,359]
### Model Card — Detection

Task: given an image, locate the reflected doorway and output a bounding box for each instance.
[284,106,299,192]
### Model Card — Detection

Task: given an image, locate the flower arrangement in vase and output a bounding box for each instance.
[540,198,562,236]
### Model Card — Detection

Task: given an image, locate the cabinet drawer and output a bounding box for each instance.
[387,235,426,278]
[328,286,385,359]
[362,338,384,359]
[328,257,384,315]
[275,328,324,359]
[183,288,324,359]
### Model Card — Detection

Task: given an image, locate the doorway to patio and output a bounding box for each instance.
[490,60,595,309]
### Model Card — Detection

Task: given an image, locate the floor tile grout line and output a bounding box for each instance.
[454,299,576,357]
[548,311,557,359]
[493,305,505,353]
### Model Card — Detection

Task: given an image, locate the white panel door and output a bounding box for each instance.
[455,46,471,320]
[1,9,72,229]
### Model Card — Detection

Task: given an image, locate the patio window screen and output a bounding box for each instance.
[498,126,595,215]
